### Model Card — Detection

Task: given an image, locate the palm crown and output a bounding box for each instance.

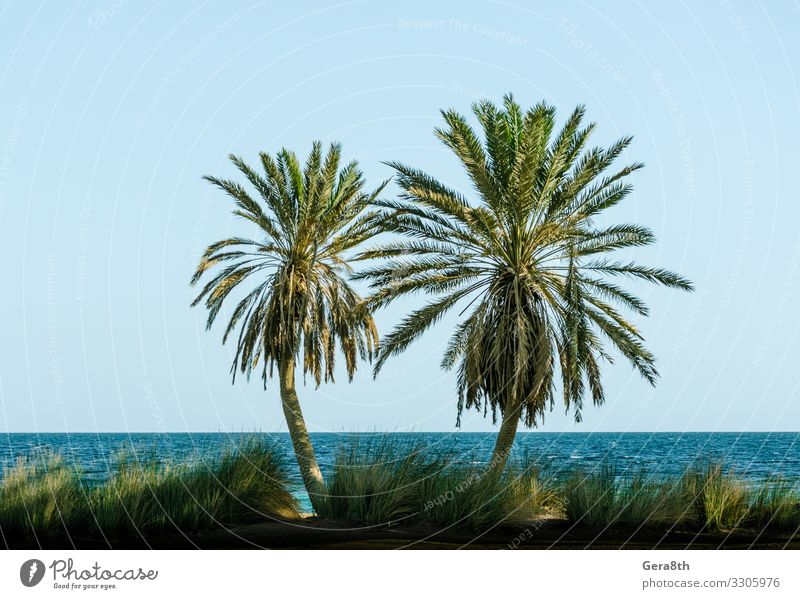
[192,141,384,386]
[357,96,692,447]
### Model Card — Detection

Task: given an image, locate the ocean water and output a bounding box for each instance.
[2,432,798,512]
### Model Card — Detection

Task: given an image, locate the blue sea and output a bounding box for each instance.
[2,432,799,512]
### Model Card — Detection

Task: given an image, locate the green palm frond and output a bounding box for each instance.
[359,95,693,427]
[192,142,387,387]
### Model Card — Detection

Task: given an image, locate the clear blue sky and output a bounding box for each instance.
[0,1,798,433]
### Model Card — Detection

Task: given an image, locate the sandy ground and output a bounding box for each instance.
[4,517,798,550]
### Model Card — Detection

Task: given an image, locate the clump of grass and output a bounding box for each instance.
[419,462,561,529]
[562,464,617,527]
[0,452,90,539]
[681,462,749,532]
[747,479,800,531]
[563,464,689,529]
[615,475,689,528]
[420,466,506,528]
[318,438,560,528]
[0,437,299,541]
[91,438,299,537]
[318,437,442,525]
[557,460,800,534]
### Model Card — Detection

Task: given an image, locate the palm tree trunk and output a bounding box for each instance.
[490,404,521,472]
[278,355,326,513]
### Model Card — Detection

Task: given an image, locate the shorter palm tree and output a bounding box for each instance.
[357,95,693,470]
[191,142,386,511]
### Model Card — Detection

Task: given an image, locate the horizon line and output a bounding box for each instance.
[2,430,798,435]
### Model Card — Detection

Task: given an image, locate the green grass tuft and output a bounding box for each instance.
[562,464,688,529]
[748,479,800,531]
[562,460,799,533]
[681,462,749,532]
[419,461,562,529]
[0,452,87,539]
[319,437,442,525]
[317,437,561,528]
[0,437,299,541]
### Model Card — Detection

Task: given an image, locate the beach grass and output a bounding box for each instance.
[748,478,800,530]
[0,452,87,539]
[561,460,800,533]
[0,437,299,541]
[2,439,798,541]
[419,459,562,529]
[681,461,750,531]
[562,464,690,529]
[318,437,444,525]
[318,438,561,528]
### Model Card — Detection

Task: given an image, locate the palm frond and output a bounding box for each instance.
[192,142,385,387]
[360,95,692,430]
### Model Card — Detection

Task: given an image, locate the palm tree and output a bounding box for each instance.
[357,95,693,470]
[191,142,386,512]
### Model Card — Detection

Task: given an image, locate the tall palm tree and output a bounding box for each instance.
[191,142,386,512]
[357,95,693,470]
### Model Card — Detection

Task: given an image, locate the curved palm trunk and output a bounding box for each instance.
[490,404,521,472]
[278,356,326,513]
